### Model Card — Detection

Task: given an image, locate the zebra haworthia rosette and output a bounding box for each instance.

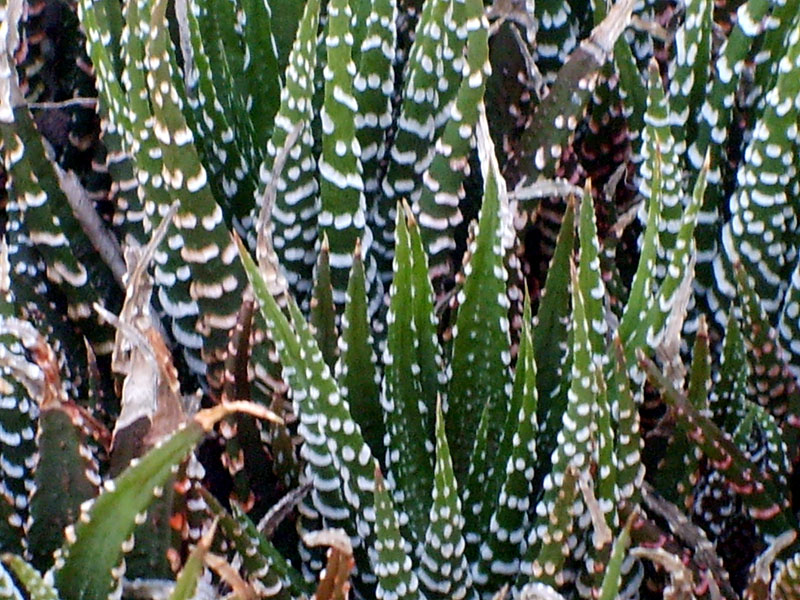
[2,0,800,597]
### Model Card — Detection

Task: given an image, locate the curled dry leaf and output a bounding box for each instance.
[94,202,186,468]
[204,550,258,600]
[193,401,283,433]
[630,547,696,600]
[654,253,695,388]
[744,529,798,600]
[577,468,613,549]
[303,529,354,600]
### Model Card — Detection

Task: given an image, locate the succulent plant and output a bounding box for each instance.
[1,0,800,598]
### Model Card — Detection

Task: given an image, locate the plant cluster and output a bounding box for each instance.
[1,0,800,598]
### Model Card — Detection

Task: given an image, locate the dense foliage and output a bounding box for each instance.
[1,0,800,598]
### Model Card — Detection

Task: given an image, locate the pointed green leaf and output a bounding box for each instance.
[337,240,382,468]
[238,238,379,587]
[251,0,320,303]
[447,111,513,485]
[641,151,708,358]
[418,401,474,600]
[611,337,644,508]
[614,34,647,150]
[533,197,574,471]
[407,206,444,422]
[577,183,608,359]
[373,468,419,600]
[577,188,616,584]
[642,60,683,282]
[618,148,660,361]
[597,514,634,600]
[1,555,59,600]
[524,466,578,589]
[415,0,489,284]
[524,261,596,585]
[381,204,435,546]
[53,405,255,600]
[716,310,749,430]
[311,235,339,371]
[474,294,537,593]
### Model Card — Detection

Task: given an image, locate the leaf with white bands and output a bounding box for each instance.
[381,204,436,547]
[319,0,376,312]
[724,15,800,323]
[145,0,250,388]
[418,401,474,600]
[473,295,537,596]
[239,237,380,591]
[354,0,396,207]
[251,0,321,306]
[374,0,449,285]
[372,468,420,600]
[415,0,489,287]
[448,109,513,535]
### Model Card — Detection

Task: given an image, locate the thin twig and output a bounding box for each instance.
[57,166,127,288]
[582,0,637,62]
[509,179,585,202]
[509,23,545,101]
[255,122,302,301]
[257,481,313,539]
[630,15,670,42]
[28,97,98,110]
